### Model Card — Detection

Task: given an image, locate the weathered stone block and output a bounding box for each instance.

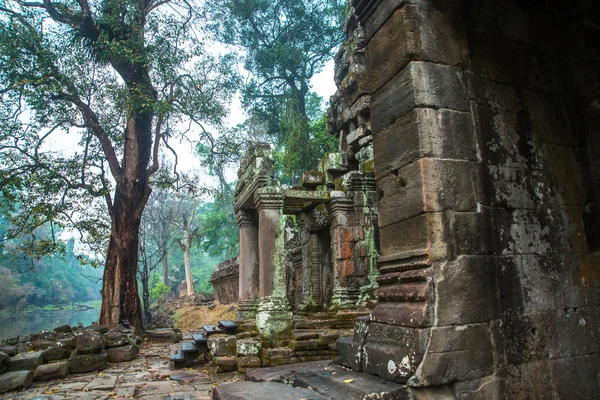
[208,334,237,357]
[336,336,362,372]
[31,340,55,351]
[53,324,72,333]
[106,344,139,362]
[0,370,33,394]
[367,4,468,93]
[361,323,429,384]
[43,345,70,361]
[69,350,108,374]
[379,213,448,261]
[75,329,104,354]
[374,108,477,179]
[237,356,261,373]
[411,324,494,386]
[213,381,330,400]
[8,350,44,371]
[435,256,499,326]
[214,356,237,372]
[33,360,69,381]
[371,62,470,135]
[289,339,328,352]
[236,339,261,357]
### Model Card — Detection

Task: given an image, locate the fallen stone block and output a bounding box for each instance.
[0,370,33,394]
[107,344,139,362]
[69,350,107,374]
[8,350,45,371]
[0,346,16,357]
[31,340,56,351]
[43,345,70,362]
[54,324,73,333]
[75,329,104,354]
[33,360,69,381]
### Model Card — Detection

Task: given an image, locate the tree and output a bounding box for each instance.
[206,0,344,182]
[0,0,238,330]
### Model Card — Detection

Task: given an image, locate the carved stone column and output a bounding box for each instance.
[254,188,293,339]
[330,197,360,308]
[236,210,259,320]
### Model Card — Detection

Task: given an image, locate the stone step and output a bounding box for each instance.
[292,330,321,341]
[246,360,410,400]
[214,381,329,400]
[180,341,197,352]
[218,320,238,335]
[170,344,200,369]
[202,325,224,336]
[192,332,208,344]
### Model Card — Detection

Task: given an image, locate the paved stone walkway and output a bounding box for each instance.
[1,341,238,399]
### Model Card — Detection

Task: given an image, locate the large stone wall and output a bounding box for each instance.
[337,0,600,398]
[209,257,239,304]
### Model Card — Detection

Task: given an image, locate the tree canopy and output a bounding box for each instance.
[206,0,344,183]
[0,0,238,329]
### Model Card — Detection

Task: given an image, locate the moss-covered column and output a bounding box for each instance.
[254,187,293,339]
[330,197,360,308]
[236,210,259,320]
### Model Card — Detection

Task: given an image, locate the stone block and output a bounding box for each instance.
[538,143,584,205]
[0,370,33,394]
[236,339,261,357]
[208,334,237,357]
[43,345,70,361]
[379,213,448,261]
[31,340,56,350]
[361,323,429,384]
[237,356,261,373]
[106,344,139,362]
[69,350,108,374]
[213,381,329,400]
[288,339,327,352]
[550,355,600,399]
[374,108,477,179]
[0,346,16,357]
[412,324,494,386]
[502,313,556,365]
[75,329,104,354]
[33,360,69,381]
[214,356,237,372]
[435,256,499,326]
[336,336,362,372]
[367,4,468,93]
[53,324,72,333]
[8,350,44,371]
[370,301,432,328]
[300,170,323,188]
[505,360,553,400]
[453,375,505,400]
[371,62,470,135]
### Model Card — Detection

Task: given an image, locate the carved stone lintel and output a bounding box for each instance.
[236,210,257,228]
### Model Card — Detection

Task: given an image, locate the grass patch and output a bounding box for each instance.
[173,303,238,330]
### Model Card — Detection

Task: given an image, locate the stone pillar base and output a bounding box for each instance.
[331,288,360,309]
[236,300,258,321]
[255,296,293,340]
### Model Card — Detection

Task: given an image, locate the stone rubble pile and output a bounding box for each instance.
[0,323,141,394]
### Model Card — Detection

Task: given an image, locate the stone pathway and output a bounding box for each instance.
[1,341,239,399]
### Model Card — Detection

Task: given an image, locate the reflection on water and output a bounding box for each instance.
[0,307,100,339]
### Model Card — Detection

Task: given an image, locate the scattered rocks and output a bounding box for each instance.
[0,370,33,394]
[33,360,69,381]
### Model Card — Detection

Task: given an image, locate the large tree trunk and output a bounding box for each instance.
[183,230,195,296]
[162,250,169,286]
[99,188,145,330]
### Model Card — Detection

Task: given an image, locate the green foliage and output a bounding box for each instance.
[206,0,343,183]
[0,0,239,260]
[151,281,170,302]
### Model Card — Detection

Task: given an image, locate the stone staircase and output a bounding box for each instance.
[169,320,237,369]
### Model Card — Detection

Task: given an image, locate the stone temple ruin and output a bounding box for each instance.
[210,0,600,398]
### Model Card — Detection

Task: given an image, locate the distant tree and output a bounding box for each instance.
[0,0,238,329]
[206,0,344,183]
